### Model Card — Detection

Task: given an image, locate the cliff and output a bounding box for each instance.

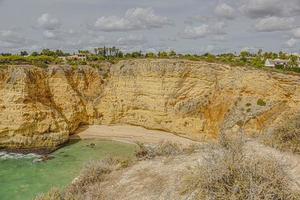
[0,59,299,149]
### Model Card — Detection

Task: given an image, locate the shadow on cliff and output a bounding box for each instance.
[69,124,90,140]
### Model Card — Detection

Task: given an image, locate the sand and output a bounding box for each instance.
[71,124,197,146]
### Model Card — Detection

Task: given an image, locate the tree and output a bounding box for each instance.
[240,51,250,58]
[41,49,56,56]
[168,50,177,57]
[20,51,28,56]
[289,55,298,68]
[257,49,263,56]
[31,51,39,56]
[158,51,168,58]
[279,51,287,59]
[145,52,156,58]
[78,50,90,55]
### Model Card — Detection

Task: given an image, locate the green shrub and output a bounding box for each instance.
[257,98,266,106]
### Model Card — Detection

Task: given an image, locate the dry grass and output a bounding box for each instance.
[263,115,300,154]
[135,141,200,160]
[35,188,63,200]
[182,135,300,200]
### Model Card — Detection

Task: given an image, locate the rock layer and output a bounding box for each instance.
[0,59,299,149]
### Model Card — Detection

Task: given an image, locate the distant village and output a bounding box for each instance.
[56,50,300,69]
[58,51,300,68]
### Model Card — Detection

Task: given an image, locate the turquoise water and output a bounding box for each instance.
[0,140,136,200]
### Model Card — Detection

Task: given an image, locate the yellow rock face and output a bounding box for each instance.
[1,59,300,149]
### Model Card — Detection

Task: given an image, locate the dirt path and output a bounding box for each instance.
[71,125,197,146]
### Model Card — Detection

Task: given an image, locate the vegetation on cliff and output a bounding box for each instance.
[1,47,300,74]
[262,114,300,154]
[182,136,300,200]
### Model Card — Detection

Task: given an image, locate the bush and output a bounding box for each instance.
[257,98,266,106]
[263,115,300,154]
[135,141,200,160]
[182,136,300,200]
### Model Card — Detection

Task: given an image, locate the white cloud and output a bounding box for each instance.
[285,38,297,47]
[94,7,172,32]
[254,16,295,32]
[117,35,147,46]
[181,25,210,39]
[214,3,235,20]
[37,13,61,30]
[43,30,57,39]
[181,21,227,40]
[292,28,300,38]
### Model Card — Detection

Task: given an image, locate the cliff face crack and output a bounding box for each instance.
[0,59,300,149]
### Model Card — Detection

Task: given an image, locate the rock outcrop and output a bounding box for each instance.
[0,59,299,149]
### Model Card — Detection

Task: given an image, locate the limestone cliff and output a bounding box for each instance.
[0,59,299,149]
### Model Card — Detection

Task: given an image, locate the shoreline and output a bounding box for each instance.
[0,124,198,155]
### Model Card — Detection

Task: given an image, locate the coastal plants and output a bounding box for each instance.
[263,115,300,154]
[257,98,266,106]
[135,141,182,160]
[182,135,300,200]
[135,141,200,160]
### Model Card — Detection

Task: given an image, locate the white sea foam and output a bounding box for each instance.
[0,151,41,160]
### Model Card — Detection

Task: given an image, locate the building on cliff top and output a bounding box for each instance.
[265,59,289,68]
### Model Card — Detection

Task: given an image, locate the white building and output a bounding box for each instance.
[264,59,289,68]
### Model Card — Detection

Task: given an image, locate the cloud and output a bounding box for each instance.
[42,30,58,39]
[254,16,295,32]
[181,21,227,39]
[240,0,300,18]
[292,28,300,38]
[0,30,32,49]
[117,35,147,46]
[285,38,297,47]
[240,0,283,18]
[180,25,210,39]
[94,7,172,32]
[37,13,61,30]
[214,3,235,20]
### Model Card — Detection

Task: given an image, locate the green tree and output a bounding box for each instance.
[145,52,156,58]
[289,55,298,68]
[20,51,28,56]
[168,50,177,57]
[31,52,39,56]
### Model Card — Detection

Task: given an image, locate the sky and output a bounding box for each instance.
[0,0,300,54]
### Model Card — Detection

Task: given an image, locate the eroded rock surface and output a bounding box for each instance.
[0,59,299,149]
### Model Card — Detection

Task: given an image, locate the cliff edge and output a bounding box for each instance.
[0,59,299,149]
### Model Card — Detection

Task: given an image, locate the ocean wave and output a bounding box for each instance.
[0,151,41,160]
